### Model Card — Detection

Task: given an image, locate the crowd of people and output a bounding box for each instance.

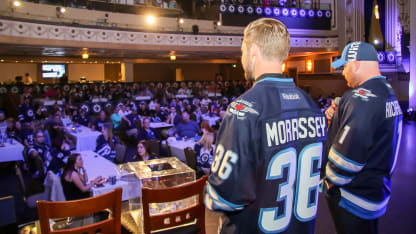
[0,79,253,201]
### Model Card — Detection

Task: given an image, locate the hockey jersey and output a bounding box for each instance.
[324,76,402,220]
[95,134,119,161]
[205,74,326,234]
[18,104,36,123]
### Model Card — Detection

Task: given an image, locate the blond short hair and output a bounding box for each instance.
[243,18,290,63]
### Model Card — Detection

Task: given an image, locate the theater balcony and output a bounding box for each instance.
[0,0,339,59]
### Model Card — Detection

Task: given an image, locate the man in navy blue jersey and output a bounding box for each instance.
[204,18,326,234]
[324,42,403,234]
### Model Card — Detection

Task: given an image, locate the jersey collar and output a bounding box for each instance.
[254,73,294,86]
[368,75,386,80]
[361,75,386,86]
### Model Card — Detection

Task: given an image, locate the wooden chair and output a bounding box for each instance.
[184,147,197,171]
[0,196,17,232]
[148,139,161,156]
[37,188,122,234]
[114,143,127,164]
[15,164,48,209]
[142,175,208,234]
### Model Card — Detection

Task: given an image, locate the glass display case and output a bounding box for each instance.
[118,157,197,233]
[120,157,195,190]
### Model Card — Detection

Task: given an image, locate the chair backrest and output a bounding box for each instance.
[142,175,208,234]
[37,188,122,234]
[184,147,197,171]
[148,139,160,156]
[0,196,16,226]
[135,119,142,130]
[114,143,127,164]
[15,164,27,197]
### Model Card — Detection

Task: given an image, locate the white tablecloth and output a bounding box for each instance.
[167,138,196,162]
[66,125,101,152]
[202,116,220,127]
[208,93,222,97]
[92,98,108,103]
[135,96,151,101]
[149,122,173,129]
[176,94,193,99]
[38,99,64,106]
[0,141,24,163]
[80,151,140,201]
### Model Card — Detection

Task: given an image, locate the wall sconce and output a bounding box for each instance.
[82,53,89,59]
[9,0,21,12]
[146,15,155,25]
[177,17,184,31]
[306,59,313,72]
[56,6,66,18]
[213,21,221,31]
[282,62,286,72]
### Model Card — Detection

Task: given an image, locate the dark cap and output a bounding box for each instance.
[332,41,378,68]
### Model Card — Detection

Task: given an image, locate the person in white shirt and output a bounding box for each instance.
[117,104,131,127]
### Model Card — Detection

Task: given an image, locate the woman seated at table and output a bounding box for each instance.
[134,140,158,161]
[194,129,215,176]
[61,153,102,201]
[95,123,119,162]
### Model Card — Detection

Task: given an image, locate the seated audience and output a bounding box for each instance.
[191,106,202,123]
[27,129,52,179]
[150,103,166,122]
[95,123,119,161]
[166,105,182,126]
[0,110,6,129]
[18,96,36,123]
[92,110,107,131]
[125,106,140,136]
[138,101,150,116]
[135,140,158,161]
[21,121,35,147]
[61,153,102,201]
[137,117,161,141]
[200,121,210,135]
[111,106,122,130]
[5,117,17,139]
[49,112,66,148]
[48,138,72,174]
[194,130,215,176]
[118,103,132,127]
[73,108,90,126]
[175,111,200,138]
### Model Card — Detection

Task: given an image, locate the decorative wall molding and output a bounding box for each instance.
[344,0,365,44]
[0,19,339,49]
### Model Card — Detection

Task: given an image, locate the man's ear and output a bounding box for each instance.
[250,43,260,60]
[352,60,361,72]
